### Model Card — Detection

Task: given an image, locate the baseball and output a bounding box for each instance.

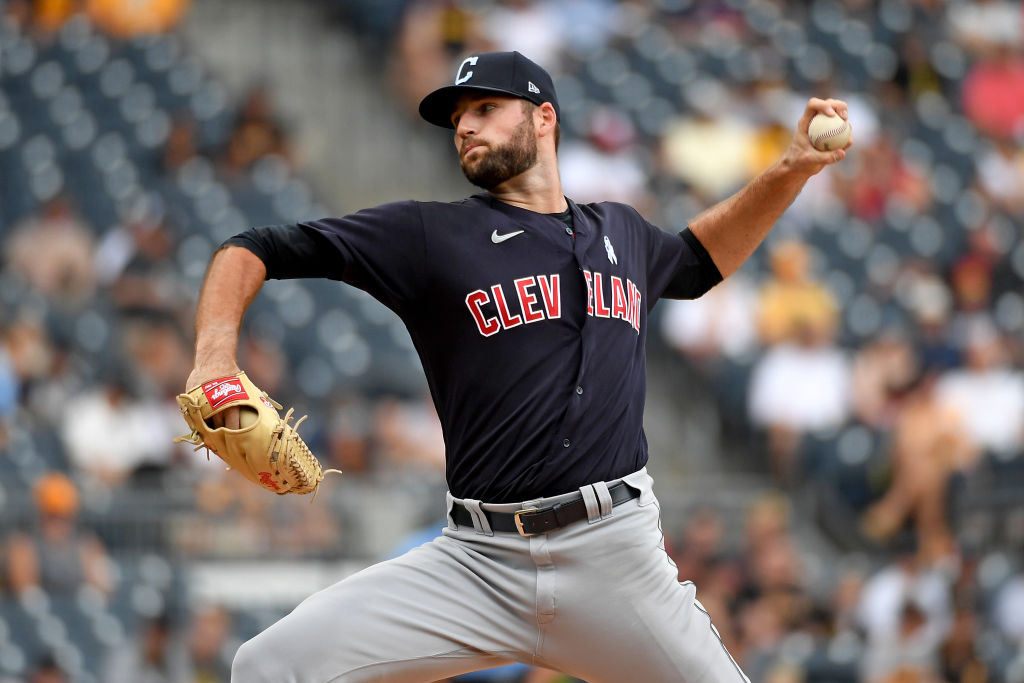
[238,407,258,428]
[808,113,851,151]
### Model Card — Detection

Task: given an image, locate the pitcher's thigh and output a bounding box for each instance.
[544,580,748,683]
[231,539,521,683]
[539,501,749,683]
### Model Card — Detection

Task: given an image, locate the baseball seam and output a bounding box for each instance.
[818,124,846,137]
[814,123,848,143]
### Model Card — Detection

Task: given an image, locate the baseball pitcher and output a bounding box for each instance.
[181,51,851,682]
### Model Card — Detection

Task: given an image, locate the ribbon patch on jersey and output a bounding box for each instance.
[604,236,618,265]
[202,377,249,409]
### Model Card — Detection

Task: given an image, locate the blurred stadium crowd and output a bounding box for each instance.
[0,0,1023,681]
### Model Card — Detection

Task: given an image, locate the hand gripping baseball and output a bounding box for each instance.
[786,97,852,176]
[174,372,341,497]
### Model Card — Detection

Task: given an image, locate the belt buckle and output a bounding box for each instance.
[514,508,539,537]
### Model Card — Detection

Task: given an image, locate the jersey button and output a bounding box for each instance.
[564,227,573,236]
[562,439,571,448]
[576,386,583,395]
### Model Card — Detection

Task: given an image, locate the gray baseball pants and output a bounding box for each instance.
[231,467,749,683]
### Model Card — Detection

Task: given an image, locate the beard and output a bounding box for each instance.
[460,115,538,190]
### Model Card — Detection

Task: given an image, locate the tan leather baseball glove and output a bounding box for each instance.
[174,372,339,496]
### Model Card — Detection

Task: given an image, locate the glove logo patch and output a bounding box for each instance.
[258,472,280,491]
[202,377,249,408]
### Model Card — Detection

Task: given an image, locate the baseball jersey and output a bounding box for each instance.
[225,193,721,502]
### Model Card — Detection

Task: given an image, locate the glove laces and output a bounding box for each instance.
[272,408,343,501]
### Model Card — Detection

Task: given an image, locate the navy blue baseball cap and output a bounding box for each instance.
[419,51,560,129]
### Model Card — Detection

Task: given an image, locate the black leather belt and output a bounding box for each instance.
[451,482,640,536]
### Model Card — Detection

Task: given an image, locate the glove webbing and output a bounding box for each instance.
[274,409,342,501]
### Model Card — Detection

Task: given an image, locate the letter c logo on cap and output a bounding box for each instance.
[455,56,479,85]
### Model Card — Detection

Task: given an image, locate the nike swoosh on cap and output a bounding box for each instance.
[491,229,525,244]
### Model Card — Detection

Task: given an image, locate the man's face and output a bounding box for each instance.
[451,94,538,190]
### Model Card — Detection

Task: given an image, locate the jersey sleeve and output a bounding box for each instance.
[222,201,426,312]
[635,209,722,300]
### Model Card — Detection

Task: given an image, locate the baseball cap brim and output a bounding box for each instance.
[419,84,535,130]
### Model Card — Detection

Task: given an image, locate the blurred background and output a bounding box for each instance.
[0,0,1022,681]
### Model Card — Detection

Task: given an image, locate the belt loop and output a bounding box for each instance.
[592,481,614,519]
[579,485,601,523]
[445,491,458,530]
[461,499,493,536]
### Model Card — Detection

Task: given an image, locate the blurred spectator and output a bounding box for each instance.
[3,0,76,36]
[736,595,787,681]
[830,564,868,634]
[850,331,919,430]
[740,496,810,629]
[838,134,931,223]
[660,270,758,361]
[661,94,756,202]
[894,262,961,371]
[87,0,191,38]
[735,494,812,679]
[961,45,1024,139]
[121,311,193,397]
[746,79,796,176]
[671,505,729,590]
[162,114,201,174]
[558,106,652,209]
[747,241,846,476]
[101,612,191,683]
[747,321,850,481]
[220,87,293,175]
[755,240,838,347]
[4,196,97,308]
[748,117,792,179]
[742,493,793,563]
[95,197,188,313]
[436,0,475,57]
[975,136,1024,215]
[182,473,341,558]
[186,604,234,683]
[946,0,1022,57]
[947,254,997,353]
[392,0,488,111]
[935,324,1024,458]
[857,550,954,683]
[892,34,944,102]
[27,655,69,683]
[940,604,988,682]
[478,0,562,69]
[861,370,977,562]
[4,472,113,597]
[865,601,946,682]
[60,369,186,486]
[669,507,745,658]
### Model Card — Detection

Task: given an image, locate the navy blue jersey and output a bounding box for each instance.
[226,193,721,502]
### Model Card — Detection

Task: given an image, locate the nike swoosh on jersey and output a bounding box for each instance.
[491,229,525,244]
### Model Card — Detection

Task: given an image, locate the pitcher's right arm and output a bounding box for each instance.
[185,245,267,429]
